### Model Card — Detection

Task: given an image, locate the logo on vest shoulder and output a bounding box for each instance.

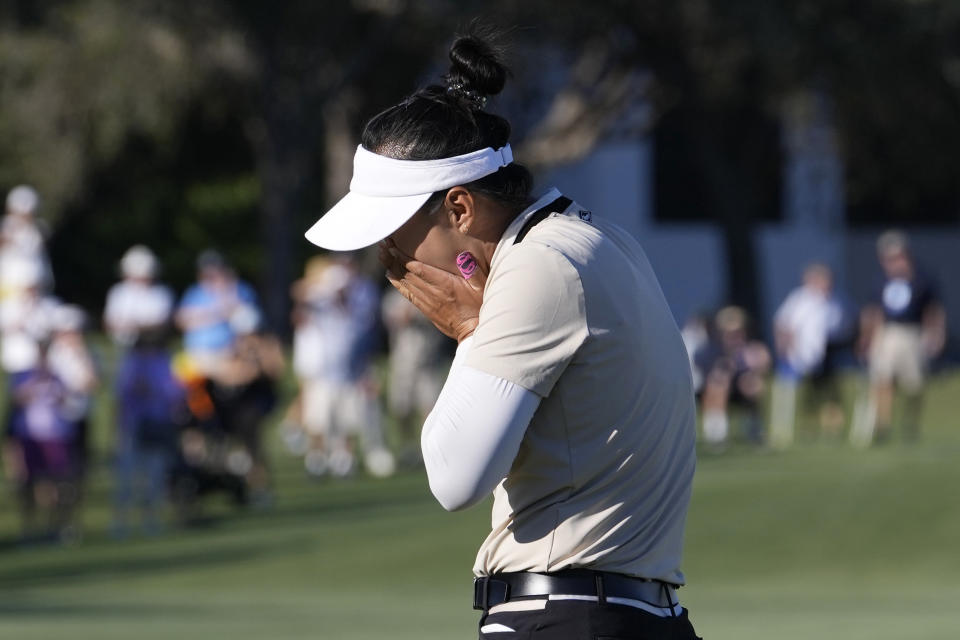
[578,210,593,222]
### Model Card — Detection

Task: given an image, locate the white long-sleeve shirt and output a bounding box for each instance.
[421,336,540,511]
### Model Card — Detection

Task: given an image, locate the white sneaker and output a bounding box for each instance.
[304,450,329,477]
[364,448,396,478]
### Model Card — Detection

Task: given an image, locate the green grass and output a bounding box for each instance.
[0,367,958,638]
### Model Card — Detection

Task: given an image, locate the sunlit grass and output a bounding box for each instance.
[0,356,957,639]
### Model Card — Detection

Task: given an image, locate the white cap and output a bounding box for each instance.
[120,245,158,279]
[305,144,513,251]
[6,185,39,215]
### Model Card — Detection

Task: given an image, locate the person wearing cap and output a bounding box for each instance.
[859,230,945,442]
[46,304,99,540]
[175,249,259,378]
[693,306,771,449]
[0,185,53,297]
[104,245,174,348]
[768,264,852,448]
[305,33,700,639]
[290,256,392,478]
[104,246,182,536]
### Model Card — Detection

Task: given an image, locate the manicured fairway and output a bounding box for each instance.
[0,373,957,639]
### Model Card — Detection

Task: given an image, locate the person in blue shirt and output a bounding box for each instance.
[859,230,946,442]
[175,250,259,378]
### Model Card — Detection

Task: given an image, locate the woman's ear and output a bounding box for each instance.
[444,186,475,235]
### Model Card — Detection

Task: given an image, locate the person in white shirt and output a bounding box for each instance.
[0,258,59,376]
[769,263,847,448]
[47,305,98,437]
[291,257,392,478]
[304,33,701,640]
[103,246,178,537]
[381,287,446,466]
[0,185,53,298]
[103,245,174,348]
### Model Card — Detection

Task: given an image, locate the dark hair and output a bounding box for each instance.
[361,32,533,211]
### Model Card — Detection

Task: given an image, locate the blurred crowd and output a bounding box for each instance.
[0,183,949,545]
[0,184,447,545]
[682,231,946,452]
[282,256,445,479]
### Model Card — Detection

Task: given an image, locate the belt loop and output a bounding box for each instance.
[594,573,607,607]
[482,577,490,613]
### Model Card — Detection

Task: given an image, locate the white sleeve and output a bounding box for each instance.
[103,285,122,327]
[421,336,541,512]
[774,290,799,330]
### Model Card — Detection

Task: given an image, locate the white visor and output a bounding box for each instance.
[305,144,513,251]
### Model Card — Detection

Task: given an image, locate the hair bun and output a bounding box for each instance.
[446,35,507,103]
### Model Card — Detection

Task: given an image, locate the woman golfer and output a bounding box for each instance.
[306,33,701,640]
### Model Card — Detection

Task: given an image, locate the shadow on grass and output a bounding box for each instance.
[0,597,202,619]
[0,538,296,590]
[0,474,436,591]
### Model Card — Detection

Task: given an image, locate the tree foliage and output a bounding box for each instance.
[1,0,958,327]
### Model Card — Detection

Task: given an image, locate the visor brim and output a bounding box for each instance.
[304,191,432,251]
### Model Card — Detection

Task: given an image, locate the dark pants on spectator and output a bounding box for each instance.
[478,599,701,639]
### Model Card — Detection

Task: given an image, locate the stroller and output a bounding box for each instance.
[169,348,278,521]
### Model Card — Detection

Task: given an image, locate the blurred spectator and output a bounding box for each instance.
[103,245,174,348]
[111,328,185,537]
[2,337,83,543]
[169,350,251,520]
[284,256,330,456]
[693,306,771,449]
[680,312,710,394]
[0,259,60,424]
[381,288,446,467]
[769,264,852,447]
[291,255,393,478]
[857,231,946,443]
[206,306,284,507]
[47,305,98,500]
[175,250,259,378]
[0,185,53,297]
[105,247,183,537]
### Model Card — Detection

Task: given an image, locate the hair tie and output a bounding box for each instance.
[447,83,487,108]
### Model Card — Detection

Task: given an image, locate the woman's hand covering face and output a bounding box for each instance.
[379,238,487,343]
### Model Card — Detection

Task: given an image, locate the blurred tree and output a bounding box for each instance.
[486,0,960,317]
[2,0,959,331]
[210,0,448,335]
[0,0,450,331]
[0,0,261,313]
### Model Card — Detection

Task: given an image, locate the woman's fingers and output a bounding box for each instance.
[386,264,441,308]
[382,242,487,292]
[390,248,462,289]
[378,241,405,279]
[380,240,483,342]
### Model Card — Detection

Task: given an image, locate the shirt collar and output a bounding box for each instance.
[490,188,564,273]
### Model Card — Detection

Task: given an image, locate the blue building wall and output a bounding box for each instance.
[538,136,960,360]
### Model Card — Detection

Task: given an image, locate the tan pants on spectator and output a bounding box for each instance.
[869,324,926,393]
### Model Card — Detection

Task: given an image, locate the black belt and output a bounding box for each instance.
[473,570,679,612]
